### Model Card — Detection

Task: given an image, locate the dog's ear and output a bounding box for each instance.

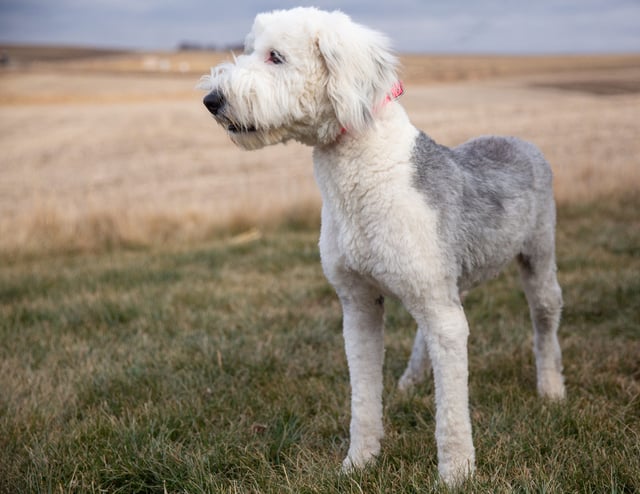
[317,12,398,134]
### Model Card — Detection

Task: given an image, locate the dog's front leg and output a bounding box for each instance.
[338,283,385,472]
[417,302,475,485]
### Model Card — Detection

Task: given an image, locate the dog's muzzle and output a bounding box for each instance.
[203,90,224,116]
[203,89,257,134]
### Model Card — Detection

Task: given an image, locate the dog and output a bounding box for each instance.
[199,7,565,485]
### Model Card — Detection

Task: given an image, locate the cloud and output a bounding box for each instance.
[0,0,638,52]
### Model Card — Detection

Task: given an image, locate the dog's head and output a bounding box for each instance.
[199,7,398,149]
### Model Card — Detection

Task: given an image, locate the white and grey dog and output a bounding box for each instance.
[199,7,565,485]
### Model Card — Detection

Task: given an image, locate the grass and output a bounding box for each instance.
[1,194,639,493]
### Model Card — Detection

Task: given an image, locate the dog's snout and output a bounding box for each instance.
[203,90,225,115]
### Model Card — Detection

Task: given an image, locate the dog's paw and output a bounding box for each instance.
[341,444,380,473]
[438,454,475,487]
[397,372,419,392]
[537,371,566,400]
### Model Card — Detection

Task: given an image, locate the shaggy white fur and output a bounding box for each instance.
[200,7,565,486]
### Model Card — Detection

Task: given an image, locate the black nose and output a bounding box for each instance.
[203,90,225,115]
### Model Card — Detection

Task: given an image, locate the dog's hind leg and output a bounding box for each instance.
[398,327,431,392]
[338,281,386,471]
[398,292,469,392]
[517,247,565,400]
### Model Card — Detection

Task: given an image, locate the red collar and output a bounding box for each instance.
[340,80,404,136]
[385,80,405,103]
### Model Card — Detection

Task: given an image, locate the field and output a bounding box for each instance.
[1,48,639,254]
[1,47,639,492]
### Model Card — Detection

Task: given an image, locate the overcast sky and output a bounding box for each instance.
[1,0,639,53]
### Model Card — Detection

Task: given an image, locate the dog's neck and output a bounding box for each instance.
[338,81,405,137]
[314,91,417,176]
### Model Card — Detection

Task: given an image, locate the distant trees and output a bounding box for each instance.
[177,41,243,52]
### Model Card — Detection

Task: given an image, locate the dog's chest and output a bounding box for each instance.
[324,177,396,274]
[313,143,445,295]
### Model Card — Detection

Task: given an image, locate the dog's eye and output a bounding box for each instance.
[268,50,285,65]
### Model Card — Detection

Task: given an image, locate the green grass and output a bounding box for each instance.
[1,195,639,493]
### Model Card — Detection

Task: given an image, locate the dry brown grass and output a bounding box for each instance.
[1,48,639,254]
